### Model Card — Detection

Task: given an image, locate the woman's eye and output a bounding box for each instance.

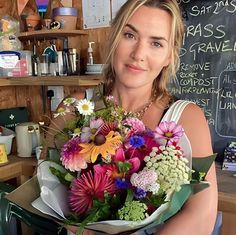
[152,41,162,48]
[124,32,135,39]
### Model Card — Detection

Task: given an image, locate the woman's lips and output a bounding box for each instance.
[126,64,146,72]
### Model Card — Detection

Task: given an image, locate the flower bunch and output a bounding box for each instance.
[49,95,193,234]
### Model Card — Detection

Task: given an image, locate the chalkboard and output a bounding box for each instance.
[169,0,236,161]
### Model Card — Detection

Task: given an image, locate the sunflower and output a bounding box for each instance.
[79,131,122,163]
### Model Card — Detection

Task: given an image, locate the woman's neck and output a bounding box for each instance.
[111,84,153,113]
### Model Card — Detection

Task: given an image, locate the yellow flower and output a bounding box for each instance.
[79,131,122,163]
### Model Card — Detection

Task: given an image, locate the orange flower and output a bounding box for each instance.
[79,131,122,163]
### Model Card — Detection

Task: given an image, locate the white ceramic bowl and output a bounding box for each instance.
[86,64,104,74]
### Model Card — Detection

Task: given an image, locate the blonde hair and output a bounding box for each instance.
[103,0,184,101]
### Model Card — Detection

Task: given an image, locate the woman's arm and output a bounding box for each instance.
[156,103,218,235]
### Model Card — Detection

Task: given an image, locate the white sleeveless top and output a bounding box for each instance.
[161,100,194,168]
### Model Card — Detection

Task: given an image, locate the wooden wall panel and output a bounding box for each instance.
[0,87,17,107]
[0,0,109,124]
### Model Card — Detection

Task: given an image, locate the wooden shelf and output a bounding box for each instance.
[18,29,88,40]
[0,75,103,86]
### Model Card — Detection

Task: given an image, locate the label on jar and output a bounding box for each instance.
[0,143,8,164]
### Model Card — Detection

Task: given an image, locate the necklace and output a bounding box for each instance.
[133,99,153,120]
[108,91,154,120]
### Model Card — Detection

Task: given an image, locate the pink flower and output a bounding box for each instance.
[69,171,117,215]
[130,169,159,193]
[81,118,104,142]
[123,117,146,138]
[93,147,140,180]
[60,137,90,172]
[154,121,184,143]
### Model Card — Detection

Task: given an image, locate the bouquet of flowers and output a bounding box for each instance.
[35,89,215,235]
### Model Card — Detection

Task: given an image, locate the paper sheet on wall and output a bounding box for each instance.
[111,0,127,20]
[82,0,111,29]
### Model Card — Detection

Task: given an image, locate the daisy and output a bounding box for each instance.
[53,107,70,118]
[69,171,117,215]
[76,99,94,116]
[71,127,81,138]
[79,131,122,163]
[63,97,76,106]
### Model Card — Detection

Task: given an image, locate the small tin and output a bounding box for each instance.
[0,143,8,165]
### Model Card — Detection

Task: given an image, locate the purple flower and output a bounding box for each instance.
[81,118,104,142]
[134,188,147,199]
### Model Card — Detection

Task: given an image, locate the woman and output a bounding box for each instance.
[43,0,218,234]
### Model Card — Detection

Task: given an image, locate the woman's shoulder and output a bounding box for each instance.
[179,101,205,122]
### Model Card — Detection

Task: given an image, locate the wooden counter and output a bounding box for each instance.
[216,163,236,235]
[0,155,37,235]
[0,155,37,185]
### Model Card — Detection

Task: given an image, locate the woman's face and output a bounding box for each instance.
[113,6,172,90]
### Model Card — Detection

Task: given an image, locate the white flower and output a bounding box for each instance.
[53,107,70,118]
[144,145,191,194]
[76,99,94,116]
[63,97,76,106]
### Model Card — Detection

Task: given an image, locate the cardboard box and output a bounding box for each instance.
[5,176,52,220]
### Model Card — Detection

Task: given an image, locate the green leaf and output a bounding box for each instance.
[49,166,73,187]
[148,193,166,208]
[125,189,134,202]
[141,182,209,232]
[192,154,217,180]
[116,161,132,173]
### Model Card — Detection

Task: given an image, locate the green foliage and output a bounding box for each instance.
[147,193,166,208]
[116,161,132,173]
[49,166,75,187]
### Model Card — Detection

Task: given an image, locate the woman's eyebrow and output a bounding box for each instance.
[124,23,168,42]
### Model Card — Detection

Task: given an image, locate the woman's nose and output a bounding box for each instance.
[131,42,146,62]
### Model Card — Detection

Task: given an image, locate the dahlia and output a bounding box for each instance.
[69,171,117,215]
[60,137,90,172]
